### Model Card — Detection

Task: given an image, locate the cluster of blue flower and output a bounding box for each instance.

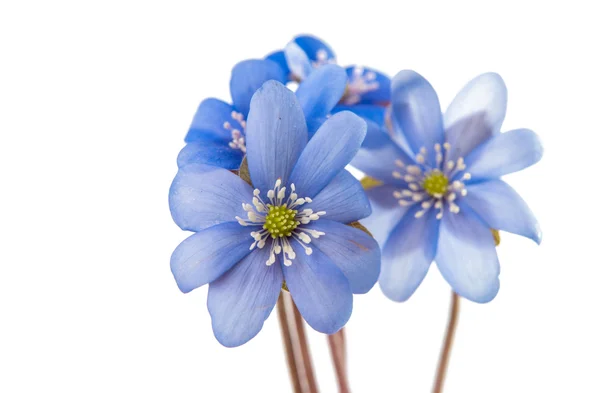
[169,35,543,348]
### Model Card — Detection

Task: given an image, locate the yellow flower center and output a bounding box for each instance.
[422,170,449,197]
[263,205,299,239]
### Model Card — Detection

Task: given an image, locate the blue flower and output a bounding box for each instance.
[354,71,543,303]
[266,34,391,128]
[179,59,348,170]
[170,81,380,347]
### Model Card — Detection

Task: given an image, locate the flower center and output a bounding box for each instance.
[264,205,299,238]
[223,110,246,153]
[236,179,326,266]
[391,143,471,220]
[422,170,448,197]
[340,66,380,105]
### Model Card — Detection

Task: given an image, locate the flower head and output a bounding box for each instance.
[178,60,349,169]
[170,81,380,347]
[266,34,392,129]
[354,71,543,303]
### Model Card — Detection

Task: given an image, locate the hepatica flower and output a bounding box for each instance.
[179,60,348,169]
[266,34,391,128]
[169,81,380,347]
[354,71,543,303]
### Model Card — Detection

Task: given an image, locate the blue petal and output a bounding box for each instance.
[176,139,243,170]
[307,219,381,294]
[360,184,410,246]
[309,170,371,223]
[170,222,253,293]
[391,70,444,166]
[265,50,290,79]
[185,98,240,143]
[230,59,287,117]
[464,128,543,181]
[351,121,416,186]
[435,204,500,303]
[306,116,327,137]
[463,179,542,244]
[283,246,352,334]
[289,111,366,197]
[443,112,494,164]
[444,73,507,135]
[284,41,312,80]
[443,73,508,162]
[169,163,254,232]
[208,247,283,347]
[295,64,347,120]
[245,80,308,193]
[333,104,387,127]
[293,34,335,64]
[387,110,415,156]
[379,206,440,302]
[341,66,391,105]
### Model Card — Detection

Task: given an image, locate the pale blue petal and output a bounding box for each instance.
[264,50,290,79]
[435,204,500,303]
[391,70,444,165]
[443,112,494,163]
[464,179,542,244]
[296,64,347,120]
[208,247,283,347]
[443,73,508,162]
[444,73,507,135]
[170,222,253,293]
[309,170,371,223]
[185,98,239,143]
[360,184,410,246]
[351,121,416,186]
[283,246,352,334]
[246,80,308,193]
[169,164,254,232]
[379,206,440,302]
[230,59,287,116]
[465,128,543,181]
[289,111,366,197]
[307,219,381,294]
[342,66,391,105]
[387,110,415,156]
[284,41,312,80]
[176,139,243,170]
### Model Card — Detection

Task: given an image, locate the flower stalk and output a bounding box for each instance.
[328,328,351,393]
[431,292,460,393]
[277,291,319,393]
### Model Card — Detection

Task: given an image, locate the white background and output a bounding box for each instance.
[1,1,598,392]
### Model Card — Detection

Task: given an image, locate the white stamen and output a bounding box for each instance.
[237,180,327,268]
[415,210,426,218]
[407,165,422,175]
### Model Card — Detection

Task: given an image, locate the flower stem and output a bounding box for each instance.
[328,329,351,393]
[432,292,460,393]
[277,292,319,393]
[291,299,319,393]
[277,294,302,393]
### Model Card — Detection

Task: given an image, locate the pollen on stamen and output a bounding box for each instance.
[237,179,326,267]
